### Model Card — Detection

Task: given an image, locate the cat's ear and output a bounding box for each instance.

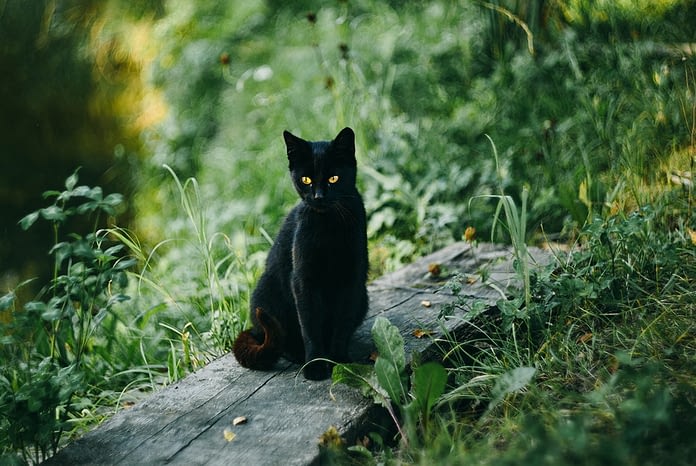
[332,127,355,162]
[283,130,308,167]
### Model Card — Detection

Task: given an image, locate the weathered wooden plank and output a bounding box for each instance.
[44,242,549,465]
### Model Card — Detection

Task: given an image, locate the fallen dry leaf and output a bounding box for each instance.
[232,416,247,426]
[413,328,434,339]
[420,300,432,308]
[464,226,476,242]
[223,428,236,442]
[578,332,593,344]
[428,263,441,277]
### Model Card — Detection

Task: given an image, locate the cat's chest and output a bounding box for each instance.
[291,209,362,264]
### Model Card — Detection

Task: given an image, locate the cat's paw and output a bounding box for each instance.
[303,360,333,380]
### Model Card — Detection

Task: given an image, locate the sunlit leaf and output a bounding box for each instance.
[104,245,124,257]
[488,366,536,414]
[0,292,15,311]
[18,211,39,230]
[371,317,407,404]
[65,170,80,191]
[40,205,66,223]
[371,317,405,373]
[491,367,536,399]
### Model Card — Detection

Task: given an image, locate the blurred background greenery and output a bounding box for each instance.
[1,0,695,463]
[3,0,694,290]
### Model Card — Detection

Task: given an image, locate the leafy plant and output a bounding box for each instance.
[109,165,256,378]
[333,317,448,450]
[0,171,133,463]
[423,187,695,465]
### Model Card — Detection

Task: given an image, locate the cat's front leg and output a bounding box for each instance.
[329,284,368,363]
[292,280,333,380]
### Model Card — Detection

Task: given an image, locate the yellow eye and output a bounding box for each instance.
[328,175,339,184]
[301,176,312,185]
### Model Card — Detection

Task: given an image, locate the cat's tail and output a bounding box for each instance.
[233,308,283,370]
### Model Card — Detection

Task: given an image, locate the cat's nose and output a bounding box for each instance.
[313,189,325,200]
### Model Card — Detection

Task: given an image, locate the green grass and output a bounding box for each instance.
[2,0,696,463]
[408,193,696,465]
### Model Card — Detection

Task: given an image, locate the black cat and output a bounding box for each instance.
[233,127,368,380]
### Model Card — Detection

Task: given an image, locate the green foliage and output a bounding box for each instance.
[109,166,255,375]
[0,172,134,463]
[414,190,696,465]
[421,357,696,466]
[2,0,696,463]
[333,317,448,451]
[372,317,409,407]
[130,0,696,279]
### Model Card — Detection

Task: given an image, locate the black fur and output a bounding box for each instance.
[234,127,368,380]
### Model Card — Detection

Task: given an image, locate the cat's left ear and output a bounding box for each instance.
[332,127,356,162]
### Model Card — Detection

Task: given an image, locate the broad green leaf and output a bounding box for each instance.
[71,185,97,199]
[103,193,124,208]
[71,241,96,259]
[332,363,388,403]
[40,205,66,222]
[346,445,372,458]
[375,356,406,404]
[77,201,99,214]
[331,363,374,390]
[371,317,405,373]
[89,186,103,201]
[371,317,408,404]
[411,362,447,414]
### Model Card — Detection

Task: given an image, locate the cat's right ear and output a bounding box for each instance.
[283,130,306,167]
[283,131,305,155]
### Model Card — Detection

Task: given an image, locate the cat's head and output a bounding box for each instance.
[283,127,358,212]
